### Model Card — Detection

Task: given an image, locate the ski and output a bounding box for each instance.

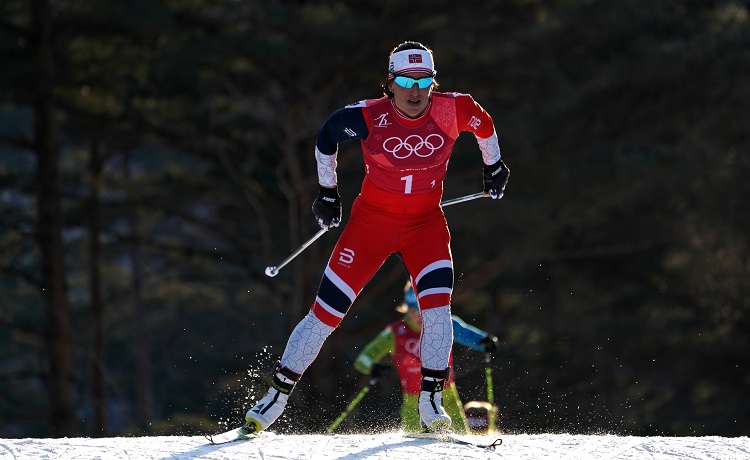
[408,432,502,450]
[205,425,262,445]
[205,427,501,450]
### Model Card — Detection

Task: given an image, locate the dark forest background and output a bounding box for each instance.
[1,0,748,439]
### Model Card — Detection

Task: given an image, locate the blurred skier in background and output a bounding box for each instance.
[354,281,498,434]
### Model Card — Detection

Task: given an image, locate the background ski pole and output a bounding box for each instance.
[264,227,328,277]
[485,352,497,433]
[326,379,376,433]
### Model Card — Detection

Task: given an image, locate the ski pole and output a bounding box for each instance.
[326,379,376,433]
[265,192,490,277]
[484,352,497,433]
[264,227,328,277]
[440,192,489,208]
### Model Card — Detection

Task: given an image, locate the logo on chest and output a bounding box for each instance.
[382,134,445,160]
[374,113,391,128]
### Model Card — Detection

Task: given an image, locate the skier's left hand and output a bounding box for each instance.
[480,335,499,353]
[483,159,509,199]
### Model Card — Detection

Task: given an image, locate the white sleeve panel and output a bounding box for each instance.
[476,130,501,166]
[315,146,338,187]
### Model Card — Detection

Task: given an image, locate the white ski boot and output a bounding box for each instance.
[419,375,452,432]
[245,363,299,432]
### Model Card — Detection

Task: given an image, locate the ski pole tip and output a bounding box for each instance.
[265,266,278,277]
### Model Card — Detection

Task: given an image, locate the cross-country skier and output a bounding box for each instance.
[244,40,509,434]
[353,281,499,434]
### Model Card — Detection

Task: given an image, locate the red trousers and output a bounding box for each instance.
[312,178,453,328]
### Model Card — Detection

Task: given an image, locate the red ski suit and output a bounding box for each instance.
[311,93,497,331]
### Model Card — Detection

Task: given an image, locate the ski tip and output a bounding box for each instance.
[204,425,259,445]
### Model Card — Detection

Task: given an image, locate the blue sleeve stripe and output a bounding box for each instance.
[452,316,487,351]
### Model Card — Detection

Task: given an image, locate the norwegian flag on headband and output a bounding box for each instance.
[389,49,435,74]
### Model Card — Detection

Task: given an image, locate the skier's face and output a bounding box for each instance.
[406,308,423,329]
[389,71,433,118]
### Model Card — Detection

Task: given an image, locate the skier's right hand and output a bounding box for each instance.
[312,185,342,229]
[482,159,510,199]
[369,363,391,380]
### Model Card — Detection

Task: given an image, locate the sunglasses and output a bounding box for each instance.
[393,75,434,89]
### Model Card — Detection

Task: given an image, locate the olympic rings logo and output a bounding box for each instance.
[382,134,445,159]
[404,338,421,357]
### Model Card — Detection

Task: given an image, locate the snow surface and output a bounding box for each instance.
[2,432,749,460]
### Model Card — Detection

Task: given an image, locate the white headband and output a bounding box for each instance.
[388,49,435,75]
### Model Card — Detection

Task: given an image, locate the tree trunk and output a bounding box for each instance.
[125,152,153,433]
[88,139,107,436]
[31,0,76,437]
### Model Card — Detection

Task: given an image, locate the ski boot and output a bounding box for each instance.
[418,367,452,433]
[245,362,300,432]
